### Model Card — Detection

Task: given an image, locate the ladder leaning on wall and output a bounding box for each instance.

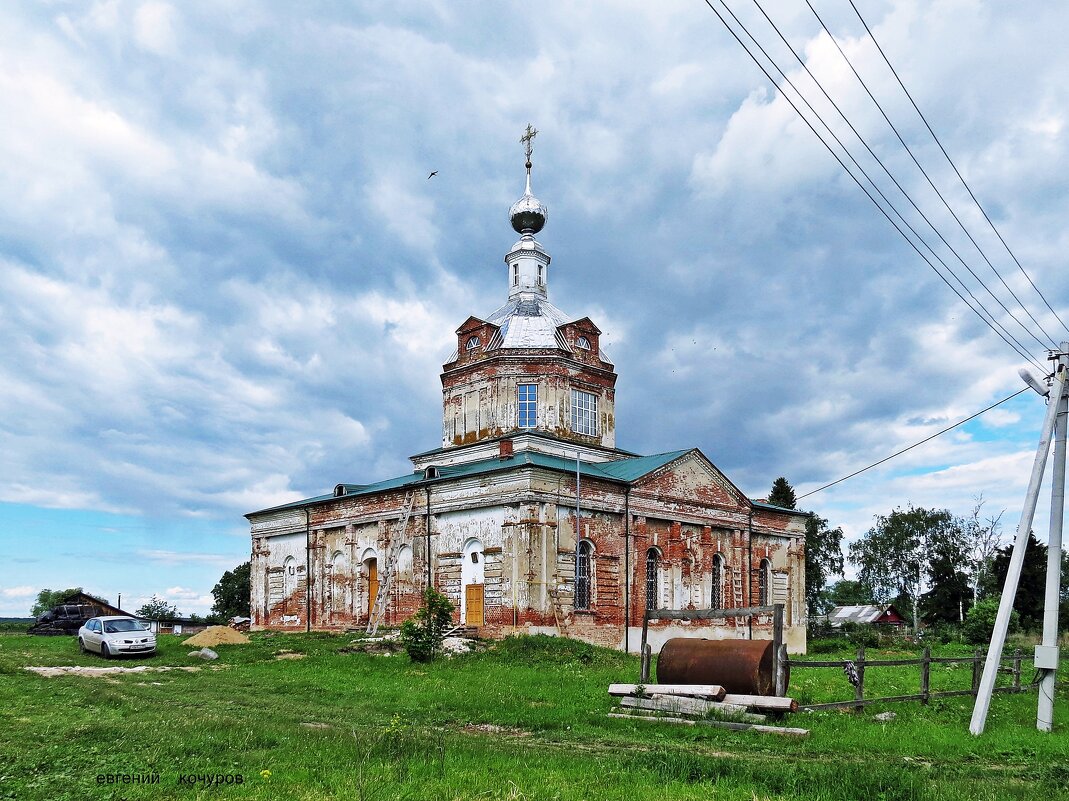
[366,490,416,635]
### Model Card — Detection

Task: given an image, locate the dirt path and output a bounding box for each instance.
[25,665,203,677]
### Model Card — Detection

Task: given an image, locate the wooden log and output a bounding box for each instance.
[921,646,931,706]
[607,712,809,738]
[618,695,767,722]
[720,694,798,712]
[775,642,787,699]
[608,683,726,701]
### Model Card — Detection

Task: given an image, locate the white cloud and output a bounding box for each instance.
[139,550,238,567]
[1,586,36,599]
[0,2,1067,610]
[133,1,179,56]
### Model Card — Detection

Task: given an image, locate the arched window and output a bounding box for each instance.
[711,553,725,611]
[396,545,413,580]
[283,556,297,597]
[575,540,594,610]
[575,335,590,350]
[758,558,772,606]
[466,335,481,351]
[645,548,661,612]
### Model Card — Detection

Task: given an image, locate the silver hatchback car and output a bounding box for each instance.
[78,616,157,658]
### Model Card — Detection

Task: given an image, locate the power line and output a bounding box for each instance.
[747,0,1054,357]
[699,0,1047,372]
[737,0,1048,368]
[804,0,1058,350]
[797,386,1031,500]
[847,0,1069,340]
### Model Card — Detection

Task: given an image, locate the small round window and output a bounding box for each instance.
[576,336,591,350]
[466,336,481,351]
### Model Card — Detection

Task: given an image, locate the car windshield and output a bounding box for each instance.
[103,619,143,633]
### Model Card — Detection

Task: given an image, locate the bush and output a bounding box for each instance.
[962,597,1019,645]
[923,623,961,645]
[808,638,847,655]
[807,618,834,640]
[842,622,880,649]
[399,587,455,662]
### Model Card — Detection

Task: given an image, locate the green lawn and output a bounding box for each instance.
[0,632,1066,800]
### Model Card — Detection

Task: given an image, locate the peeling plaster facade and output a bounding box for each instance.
[246,158,809,653]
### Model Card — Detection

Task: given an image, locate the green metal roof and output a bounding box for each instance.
[751,500,810,517]
[408,429,640,461]
[247,448,693,517]
[245,447,805,519]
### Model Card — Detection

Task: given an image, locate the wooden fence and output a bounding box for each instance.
[787,646,1036,711]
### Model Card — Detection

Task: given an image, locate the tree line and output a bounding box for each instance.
[29,562,251,623]
[768,478,1069,636]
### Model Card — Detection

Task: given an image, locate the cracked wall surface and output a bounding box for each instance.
[248,451,808,653]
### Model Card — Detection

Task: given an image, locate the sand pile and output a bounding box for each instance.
[182,626,250,647]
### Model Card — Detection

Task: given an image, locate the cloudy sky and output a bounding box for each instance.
[2,0,1067,617]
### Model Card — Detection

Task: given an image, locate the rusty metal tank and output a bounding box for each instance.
[656,638,787,696]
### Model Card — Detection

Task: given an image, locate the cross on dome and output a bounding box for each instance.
[509,122,547,236]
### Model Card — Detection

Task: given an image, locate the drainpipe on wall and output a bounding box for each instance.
[304,507,311,633]
[575,451,581,597]
[425,485,433,592]
[624,486,631,653]
[747,506,753,641]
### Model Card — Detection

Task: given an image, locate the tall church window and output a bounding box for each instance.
[575,540,593,610]
[645,548,660,611]
[571,389,598,436]
[512,263,519,286]
[518,384,537,428]
[538,264,544,285]
[758,558,772,606]
[711,553,725,610]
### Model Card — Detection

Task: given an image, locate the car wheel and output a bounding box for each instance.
[100,642,110,660]
[78,638,86,653]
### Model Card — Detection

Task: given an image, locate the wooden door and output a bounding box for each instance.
[367,559,379,617]
[464,584,484,627]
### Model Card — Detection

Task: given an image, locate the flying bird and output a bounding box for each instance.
[427,170,438,179]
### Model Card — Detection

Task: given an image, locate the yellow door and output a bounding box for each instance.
[465,584,484,627]
[367,560,379,616]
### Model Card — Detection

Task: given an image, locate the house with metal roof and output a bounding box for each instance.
[245,137,809,652]
[825,604,908,628]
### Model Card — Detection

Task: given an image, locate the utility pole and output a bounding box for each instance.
[970,346,1068,735]
[1038,344,1068,731]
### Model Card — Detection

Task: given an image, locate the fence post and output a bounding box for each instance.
[776,643,788,698]
[1012,648,1022,692]
[971,648,982,695]
[641,643,652,683]
[639,611,650,682]
[773,604,784,696]
[854,647,866,713]
[921,646,931,705]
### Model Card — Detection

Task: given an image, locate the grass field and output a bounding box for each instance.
[0,631,1066,801]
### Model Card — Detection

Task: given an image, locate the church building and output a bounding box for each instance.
[245,130,809,652]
